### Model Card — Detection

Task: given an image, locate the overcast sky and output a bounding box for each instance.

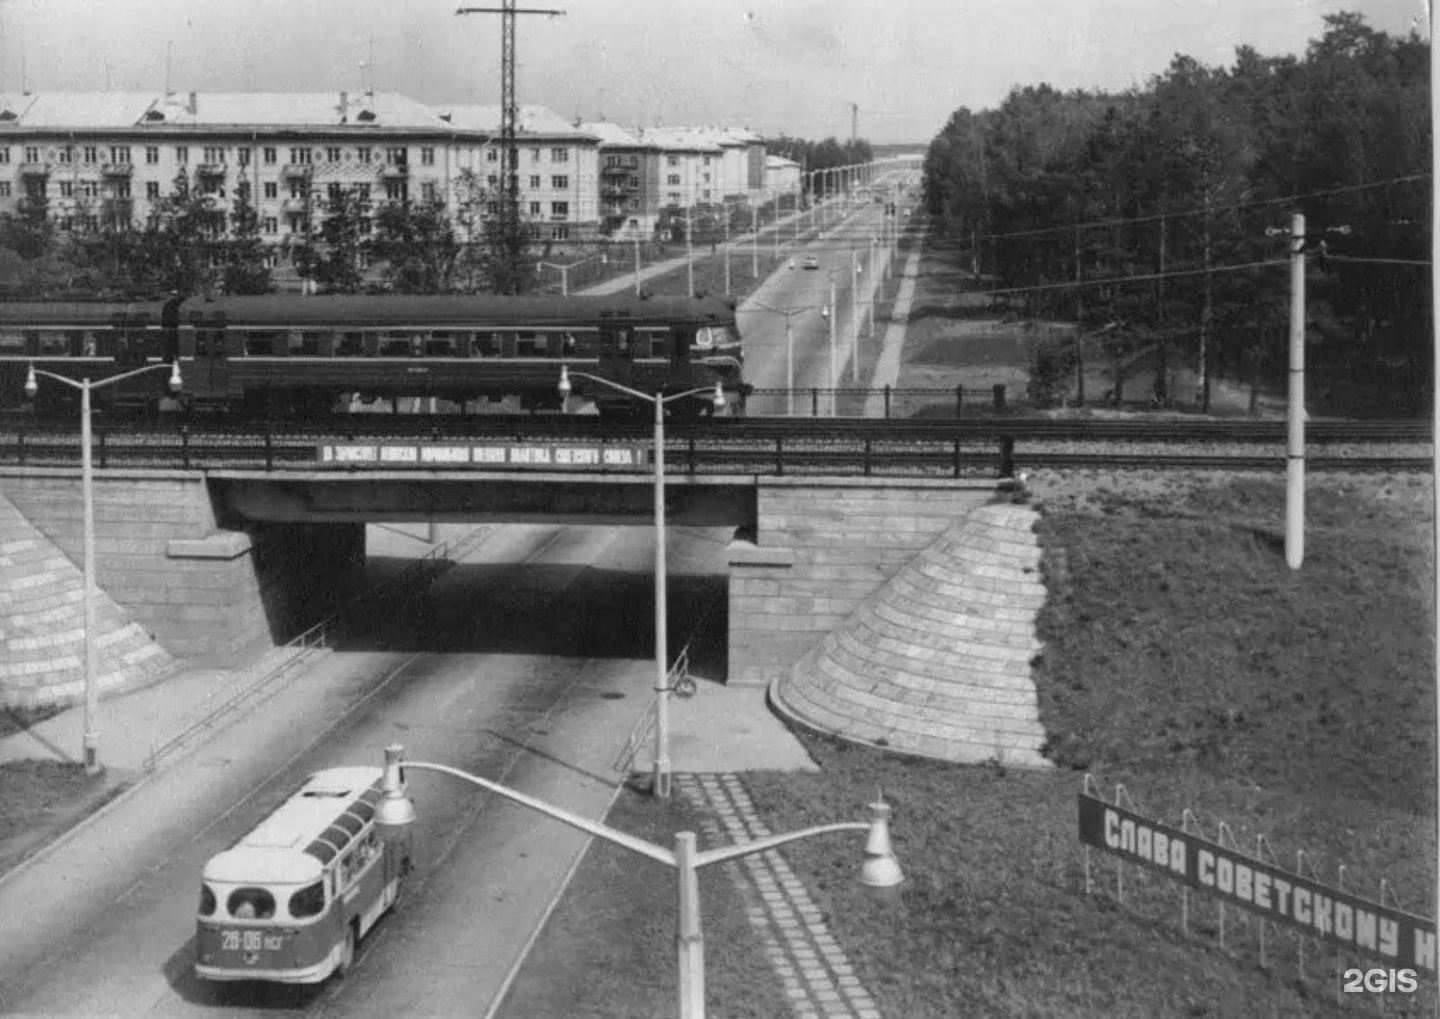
[0,0,1425,144]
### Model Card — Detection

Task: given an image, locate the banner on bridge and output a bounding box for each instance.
[318,441,651,469]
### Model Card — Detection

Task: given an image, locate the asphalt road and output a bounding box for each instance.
[0,522,727,1017]
[738,172,918,416]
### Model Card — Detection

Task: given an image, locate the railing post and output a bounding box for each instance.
[264,426,274,471]
[98,427,107,469]
[15,425,23,466]
[863,437,872,477]
[775,435,784,477]
[956,385,964,418]
[884,385,892,419]
[954,437,962,478]
[811,388,819,417]
[687,434,696,476]
[993,384,1007,412]
[180,425,191,470]
[999,436,1015,479]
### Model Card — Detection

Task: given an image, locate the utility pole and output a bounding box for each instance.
[1285,213,1306,570]
[851,102,858,148]
[456,4,566,294]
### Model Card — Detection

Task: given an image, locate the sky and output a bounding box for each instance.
[0,0,1425,145]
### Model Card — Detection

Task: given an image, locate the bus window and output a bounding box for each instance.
[289,882,325,919]
[227,888,276,920]
[198,884,217,917]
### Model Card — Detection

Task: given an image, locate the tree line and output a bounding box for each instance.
[923,12,1431,413]
[765,136,875,199]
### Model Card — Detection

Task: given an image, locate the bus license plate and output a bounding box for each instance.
[220,929,288,954]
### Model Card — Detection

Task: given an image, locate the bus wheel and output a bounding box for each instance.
[336,923,357,977]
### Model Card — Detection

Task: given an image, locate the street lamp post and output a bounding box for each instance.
[852,251,862,383]
[821,270,838,415]
[23,359,182,774]
[750,303,812,416]
[557,366,724,799]
[376,745,902,1019]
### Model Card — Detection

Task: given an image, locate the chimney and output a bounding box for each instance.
[187,91,198,115]
[339,91,349,123]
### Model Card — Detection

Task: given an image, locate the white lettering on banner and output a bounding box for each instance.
[1102,809,1185,876]
[556,448,600,465]
[380,445,417,463]
[328,445,377,462]
[472,446,507,464]
[421,446,469,464]
[603,448,636,465]
[509,447,552,464]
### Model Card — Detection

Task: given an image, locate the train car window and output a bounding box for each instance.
[470,332,503,358]
[425,332,457,356]
[336,332,364,357]
[38,333,72,356]
[566,330,599,357]
[0,331,26,354]
[378,333,412,357]
[515,332,547,358]
[242,331,286,356]
[293,332,324,356]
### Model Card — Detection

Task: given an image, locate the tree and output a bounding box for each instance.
[221,184,273,295]
[370,199,460,293]
[134,172,224,296]
[450,168,536,294]
[294,185,371,294]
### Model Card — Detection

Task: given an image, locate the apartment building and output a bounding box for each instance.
[0,90,486,281]
[437,105,600,242]
[580,121,659,239]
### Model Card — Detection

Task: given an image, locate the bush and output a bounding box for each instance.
[1025,331,1079,408]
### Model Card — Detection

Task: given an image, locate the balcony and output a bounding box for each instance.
[379,162,409,178]
[600,163,631,179]
[18,162,49,177]
[281,163,313,179]
[196,162,226,178]
[281,197,310,213]
[102,163,134,177]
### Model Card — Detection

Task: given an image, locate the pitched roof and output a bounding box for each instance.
[144,90,453,129]
[438,104,598,141]
[580,120,649,148]
[640,126,723,153]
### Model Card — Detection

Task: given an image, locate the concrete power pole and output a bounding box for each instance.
[456,4,566,294]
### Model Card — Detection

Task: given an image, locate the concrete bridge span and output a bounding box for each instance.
[1,466,1002,707]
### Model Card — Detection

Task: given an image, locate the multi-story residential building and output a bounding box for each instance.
[580,121,659,239]
[437,105,600,243]
[765,155,802,196]
[0,90,486,285]
[642,126,726,212]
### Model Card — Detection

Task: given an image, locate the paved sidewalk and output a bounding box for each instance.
[863,231,926,416]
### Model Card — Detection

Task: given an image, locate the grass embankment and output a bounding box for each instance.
[507,472,1434,1017]
[493,780,793,1019]
[0,729,124,877]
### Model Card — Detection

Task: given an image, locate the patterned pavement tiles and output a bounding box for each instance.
[676,772,884,1019]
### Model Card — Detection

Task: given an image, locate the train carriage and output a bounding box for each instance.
[1,292,748,419]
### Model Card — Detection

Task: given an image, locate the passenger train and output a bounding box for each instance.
[0,292,748,419]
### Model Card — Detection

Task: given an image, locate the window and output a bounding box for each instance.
[486,148,498,163]
[263,182,278,199]
[327,182,343,202]
[237,147,251,166]
[326,147,342,163]
[145,146,159,164]
[529,175,541,189]
[357,147,372,164]
[83,145,98,164]
[226,887,276,920]
[420,181,437,202]
[528,201,541,215]
[287,213,305,233]
[667,156,678,167]
[203,146,224,163]
[263,147,277,165]
[59,181,75,198]
[702,173,711,184]
[530,147,541,162]
[386,146,406,165]
[421,147,434,165]
[605,155,620,168]
[79,181,99,198]
[289,882,325,919]
[289,147,312,165]
[702,189,711,200]
[198,885,216,917]
[0,148,8,164]
[667,192,680,204]
[23,146,40,163]
[357,183,371,201]
[263,216,278,234]
[550,147,568,162]
[667,174,680,186]
[487,174,498,187]
[110,146,131,164]
[550,201,568,217]
[384,181,407,201]
[146,181,161,199]
[0,182,10,198]
[57,147,72,165]
[551,175,568,189]
[289,183,306,200]
[551,225,569,240]
[703,155,712,166]
[236,181,251,201]
[175,145,189,164]
[114,180,131,198]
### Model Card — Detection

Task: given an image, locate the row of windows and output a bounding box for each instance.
[3,144,438,168]
[666,173,712,186]
[485,146,570,163]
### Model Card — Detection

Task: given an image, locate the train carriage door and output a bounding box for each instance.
[597,322,634,388]
[193,309,229,401]
[161,296,181,364]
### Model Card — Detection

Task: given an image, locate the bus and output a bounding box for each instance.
[194,766,413,983]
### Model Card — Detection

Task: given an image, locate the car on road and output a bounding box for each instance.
[802,256,819,270]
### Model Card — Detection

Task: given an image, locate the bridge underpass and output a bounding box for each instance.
[1,464,1000,708]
